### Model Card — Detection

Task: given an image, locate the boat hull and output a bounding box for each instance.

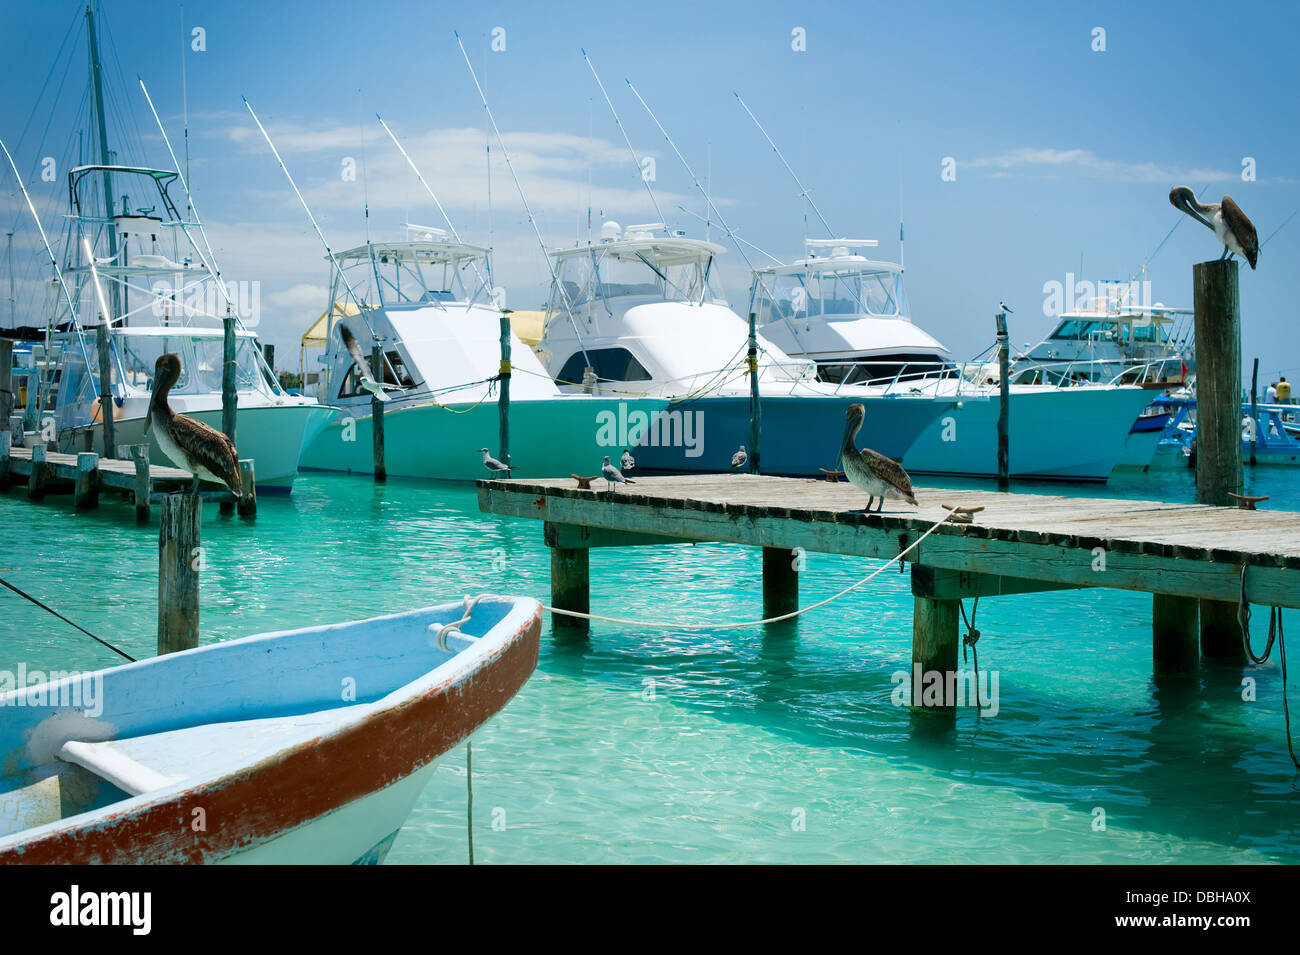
[0,598,541,864]
[902,386,1154,481]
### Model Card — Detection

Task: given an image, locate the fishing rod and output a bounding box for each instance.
[138,78,283,391]
[734,92,835,238]
[453,30,590,367]
[375,113,492,304]
[581,49,670,235]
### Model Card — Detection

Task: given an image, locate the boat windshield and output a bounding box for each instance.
[754,266,907,323]
[552,247,721,311]
[115,334,276,397]
[332,243,493,310]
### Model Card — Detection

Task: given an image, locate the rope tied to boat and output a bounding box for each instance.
[543,505,968,630]
[959,597,983,712]
[1238,564,1299,770]
[0,576,137,662]
[434,593,495,652]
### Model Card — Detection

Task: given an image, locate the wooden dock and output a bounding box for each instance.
[0,444,237,519]
[478,474,1300,712]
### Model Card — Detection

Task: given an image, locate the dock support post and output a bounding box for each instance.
[158,493,200,655]
[132,443,151,522]
[747,311,761,473]
[1193,259,1244,661]
[371,345,386,483]
[498,313,510,473]
[912,596,959,712]
[0,339,12,440]
[995,308,1011,492]
[762,546,798,619]
[27,443,45,500]
[74,452,100,510]
[236,458,257,518]
[1249,357,1259,466]
[550,546,589,636]
[0,429,9,491]
[1152,593,1198,675]
[96,323,116,459]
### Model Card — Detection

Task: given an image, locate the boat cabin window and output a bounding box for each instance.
[557,348,652,385]
[1049,320,1101,340]
[553,250,719,310]
[756,268,906,323]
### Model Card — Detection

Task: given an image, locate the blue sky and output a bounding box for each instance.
[2,0,1297,378]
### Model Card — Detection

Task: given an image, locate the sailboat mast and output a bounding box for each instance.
[85,3,118,319]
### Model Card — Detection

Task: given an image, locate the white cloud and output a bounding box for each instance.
[965,147,1235,183]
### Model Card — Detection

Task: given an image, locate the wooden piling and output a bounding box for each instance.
[74,452,100,510]
[1152,593,1198,675]
[0,429,9,491]
[498,313,511,472]
[236,458,257,518]
[158,493,201,655]
[221,314,237,448]
[761,546,798,619]
[912,596,959,711]
[27,444,45,500]
[1249,357,1259,466]
[371,344,386,483]
[747,311,761,473]
[550,546,589,636]
[0,339,12,434]
[95,324,116,459]
[1193,260,1244,660]
[995,309,1010,491]
[132,443,151,522]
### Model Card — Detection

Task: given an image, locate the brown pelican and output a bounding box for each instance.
[337,324,391,400]
[621,449,635,472]
[840,403,917,512]
[144,353,246,501]
[478,448,511,477]
[602,455,634,492]
[731,445,747,469]
[1169,186,1259,269]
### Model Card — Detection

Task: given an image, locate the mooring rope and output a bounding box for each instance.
[1238,564,1299,770]
[0,576,137,663]
[959,596,983,712]
[542,506,965,630]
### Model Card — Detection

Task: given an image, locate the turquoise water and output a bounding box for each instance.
[1,464,1297,864]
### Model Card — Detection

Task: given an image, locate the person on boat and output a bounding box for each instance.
[1277,377,1292,404]
[1266,381,1278,403]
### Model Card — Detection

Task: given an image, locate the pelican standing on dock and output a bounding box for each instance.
[478,448,511,477]
[145,353,245,500]
[1169,186,1259,269]
[840,403,917,512]
[602,455,634,492]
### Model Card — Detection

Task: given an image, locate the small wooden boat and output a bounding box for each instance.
[0,596,540,864]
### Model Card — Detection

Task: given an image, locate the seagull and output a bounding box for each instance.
[621,449,635,471]
[731,445,747,469]
[144,353,247,502]
[602,455,634,492]
[478,448,511,477]
[839,403,917,512]
[999,301,1014,315]
[1169,186,1259,269]
[338,323,391,400]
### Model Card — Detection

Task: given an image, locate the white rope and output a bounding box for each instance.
[434,593,495,652]
[543,505,966,630]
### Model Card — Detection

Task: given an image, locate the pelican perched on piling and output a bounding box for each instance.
[478,448,511,477]
[602,455,634,492]
[840,403,917,512]
[145,353,246,501]
[1169,186,1259,269]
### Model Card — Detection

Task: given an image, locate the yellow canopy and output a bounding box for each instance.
[301,302,359,348]
[507,309,545,347]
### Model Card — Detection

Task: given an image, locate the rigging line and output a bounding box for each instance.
[1261,209,1297,249]
[453,30,590,367]
[11,4,80,160]
[0,577,136,663]
[581,49,670,235]
[675,204,783,265]
[544,505,965,630]
[734,92,835,238]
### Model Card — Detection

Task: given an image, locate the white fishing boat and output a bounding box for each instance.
[297,230,670,479]
[533,223,954,474]
[0,596,540,864]
[750,240,1155,481]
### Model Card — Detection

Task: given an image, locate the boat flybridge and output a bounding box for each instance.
[298,226,669,480]
[747,239,1156,481]
[534,222,955,475]
[48,164,331,492]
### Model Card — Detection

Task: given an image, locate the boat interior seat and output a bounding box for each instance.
[55,703,374,797]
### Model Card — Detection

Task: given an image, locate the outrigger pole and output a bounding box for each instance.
[734,93,836,238]
[239,95,390,397]
[581,50,670,236]
[453,30,591,369]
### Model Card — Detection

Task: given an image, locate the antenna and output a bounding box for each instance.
[581,49,669,234]
[241,96,384,357]
[734,92,835,237]
[455,30,589,364]
[180,5,190,214]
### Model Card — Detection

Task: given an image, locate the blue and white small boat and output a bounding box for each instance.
[0,596,540,864]
[1150,396,1300,468]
